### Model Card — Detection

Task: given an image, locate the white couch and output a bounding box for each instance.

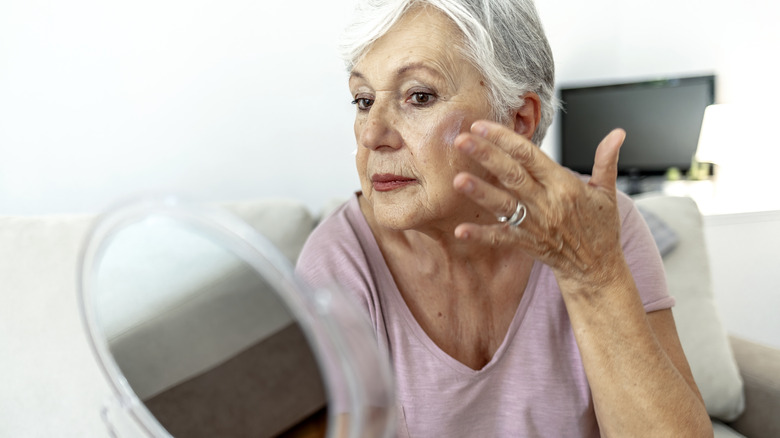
[1,195,778,437]
[635,194,780,437]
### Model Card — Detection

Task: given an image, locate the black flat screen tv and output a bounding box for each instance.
[558,75,715,179]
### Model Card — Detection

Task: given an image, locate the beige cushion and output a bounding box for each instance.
[0,213,111,435]
[634,194,744,421]
[712,421,746,438]
[220,198,316,264]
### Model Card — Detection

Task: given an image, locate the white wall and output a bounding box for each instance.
[704,212,780,349]
[0,0,360,215]
[2,0,779,215]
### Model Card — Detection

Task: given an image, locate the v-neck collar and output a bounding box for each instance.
[350,195,543,376]
[386,259,542,375]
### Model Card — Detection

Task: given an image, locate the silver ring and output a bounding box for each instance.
[497,201,527,227]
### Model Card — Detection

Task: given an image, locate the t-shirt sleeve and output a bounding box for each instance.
[294,200,389,413]
[297,222,369,314]
[617,192,676,312]
[295,199,382,329]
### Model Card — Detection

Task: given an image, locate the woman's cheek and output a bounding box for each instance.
[442,113,465,148]
[408,110,466,153]
[435,112,468,170]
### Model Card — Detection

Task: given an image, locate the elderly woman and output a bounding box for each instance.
[297,0,711,436]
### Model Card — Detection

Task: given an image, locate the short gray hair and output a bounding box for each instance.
[340,0,557,145]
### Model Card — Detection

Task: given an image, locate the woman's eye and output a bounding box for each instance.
[351,97,374,110]
[409,92,435,106]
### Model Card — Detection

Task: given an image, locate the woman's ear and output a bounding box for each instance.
[511,92,542,141]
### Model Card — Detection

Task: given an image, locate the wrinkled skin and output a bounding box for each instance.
[348,5,711,437]
[452,122,628,294]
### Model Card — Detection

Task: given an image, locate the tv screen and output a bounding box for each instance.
[558,75,715,177]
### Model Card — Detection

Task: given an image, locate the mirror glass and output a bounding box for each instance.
[78,198,394,438]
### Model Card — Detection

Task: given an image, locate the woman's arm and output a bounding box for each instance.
[452,119,712,437]
[560,263,710,436]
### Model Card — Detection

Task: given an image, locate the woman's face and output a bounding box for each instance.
[349,6,497,232]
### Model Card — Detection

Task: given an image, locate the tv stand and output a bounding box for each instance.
[624,174,642,196]
[616,175,665,196]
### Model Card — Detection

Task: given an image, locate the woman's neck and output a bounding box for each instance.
[358,194,530,278]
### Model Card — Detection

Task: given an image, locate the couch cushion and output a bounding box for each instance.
[0,213,112,436]
[727,336,780,438]
[637,206,679,256]
[634,194,745,421]
[713,421,746,438]
[220,198,317,263]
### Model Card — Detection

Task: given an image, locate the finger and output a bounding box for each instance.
[454,132,538,193]
[455,215,589,272]
[454,222,524,246]
[453,171,525,219]
[454,220,542,260]
[470,120,556,181]
[589,128,625,190]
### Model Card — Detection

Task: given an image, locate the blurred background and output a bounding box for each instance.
[1,0,778,215]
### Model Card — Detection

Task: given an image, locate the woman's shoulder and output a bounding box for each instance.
[302,193,368,249]
[616,189,639,221]
[295,193,379,286]
[299,194,360,258]
[295,193,385,322]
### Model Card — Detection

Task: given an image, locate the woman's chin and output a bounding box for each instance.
[370,202,422,231]
[369,198,470,236]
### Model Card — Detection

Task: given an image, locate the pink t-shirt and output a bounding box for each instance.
[296,192,674,437]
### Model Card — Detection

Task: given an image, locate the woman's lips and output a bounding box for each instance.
[371,173,416,192]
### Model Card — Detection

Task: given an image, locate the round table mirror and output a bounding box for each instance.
[78,197,395,438]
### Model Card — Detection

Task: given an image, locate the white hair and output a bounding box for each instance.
[340,0,557,145]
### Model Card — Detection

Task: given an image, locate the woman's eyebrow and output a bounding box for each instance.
[396,62,443,79]
[350,62,455,88]
[349,70,366,81]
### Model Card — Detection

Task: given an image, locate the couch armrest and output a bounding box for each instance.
[727,336,780,438]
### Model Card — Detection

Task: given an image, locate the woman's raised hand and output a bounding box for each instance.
[452,120,628,290]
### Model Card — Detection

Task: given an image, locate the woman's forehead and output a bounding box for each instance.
[350,8,471,87]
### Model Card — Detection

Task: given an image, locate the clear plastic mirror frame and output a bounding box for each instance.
[77,196,396,438]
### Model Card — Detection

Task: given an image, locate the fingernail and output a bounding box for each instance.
[461,179,474,193]
[459,138,475,153]
[471,121,488,137]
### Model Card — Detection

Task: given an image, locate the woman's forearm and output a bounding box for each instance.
[557,261,712,437]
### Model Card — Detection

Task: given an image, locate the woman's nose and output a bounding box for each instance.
[357,101,403,151]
